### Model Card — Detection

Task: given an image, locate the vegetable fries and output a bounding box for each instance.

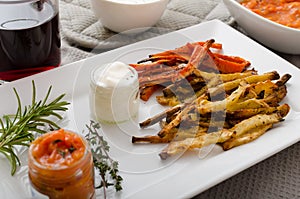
[130,39,251,101]
[131,39,291,160]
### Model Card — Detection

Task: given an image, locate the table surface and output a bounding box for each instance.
[60,0,300,198]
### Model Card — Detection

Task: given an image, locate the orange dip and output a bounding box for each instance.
[31,129,86,168]
[28,129,95,199]
[241,0,300,29]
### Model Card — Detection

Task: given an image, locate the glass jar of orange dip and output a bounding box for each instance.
[28,129,95,199]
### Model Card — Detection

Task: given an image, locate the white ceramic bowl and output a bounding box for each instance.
[223,0,300,54]
[90,0,169,34]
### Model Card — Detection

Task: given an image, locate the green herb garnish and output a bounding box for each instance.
[85,120,123,198]
[0,80,70,175]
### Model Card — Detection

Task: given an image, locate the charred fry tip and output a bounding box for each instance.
[137,59,150,64]
[159,151,169,160]
[276,73,292,86]
[245,61,251,66]
[250,68,258,73]
[139,118,164,129]
[272,71,280,80]
[276,104,290,118]
[132,136,153,143]
[139,121,148,128]
[132,136,138,143]
[207,38,215,44]
[139,119,154,128]
[157,132,165,138]
[284,73,292,80]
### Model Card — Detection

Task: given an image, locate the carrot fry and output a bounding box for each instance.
[210,52,251,73]
[137,55,188,64]
[130,39,252,101]
[151,41,222,56]
[178,39,215,79]
[196,41,222,49]
[130,61,167,71]
[140,85,162,101]
[138,71,175,87]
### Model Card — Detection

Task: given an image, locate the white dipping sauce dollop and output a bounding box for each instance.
[90,61,139,123]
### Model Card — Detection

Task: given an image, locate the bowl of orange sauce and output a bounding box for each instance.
[28,129,95,199]
[223,0,300,54]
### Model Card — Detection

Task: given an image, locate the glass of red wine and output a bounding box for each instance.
[0,0,61,81]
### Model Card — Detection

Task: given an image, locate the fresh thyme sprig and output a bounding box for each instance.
[0,80,70,175]
[85,120,123,198]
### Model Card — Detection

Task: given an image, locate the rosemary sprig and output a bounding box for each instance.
[0,80,70,175]
[85,120,123,198]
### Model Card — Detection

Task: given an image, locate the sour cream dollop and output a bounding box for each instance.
[90,61,139,123]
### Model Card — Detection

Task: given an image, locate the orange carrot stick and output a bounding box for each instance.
[178,39,215,79]
[211,53,251,73]
[140,85,162,101]
[195,41,222,49]
[148,41,221,58]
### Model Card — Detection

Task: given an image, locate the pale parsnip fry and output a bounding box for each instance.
[132,126,208,144]
[156,96,180,106]
[221,124,273,150]
[193,69,257,82]
[139,104,183,128]
[249,80,278,97]
[159,129,233,160]
[173,127,208,141]
[197,83,246,114]
[263,85,287,106]
[164,83,209,106]
[229,106,289,138]
[159,106,289,159]
[132,134,173,144]
[158,70,258,106]
[199,79,287,114]
[157,95,208,137]
[227,106,278,119]
[230,98,270,111]
[209,71,280,96]
[275,74,292,87]
[157,104,196,138]
[157,71,282,107]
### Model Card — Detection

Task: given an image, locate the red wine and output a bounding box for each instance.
[0,0,61,81]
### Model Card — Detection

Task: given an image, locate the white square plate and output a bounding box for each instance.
[1,19,300,199]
